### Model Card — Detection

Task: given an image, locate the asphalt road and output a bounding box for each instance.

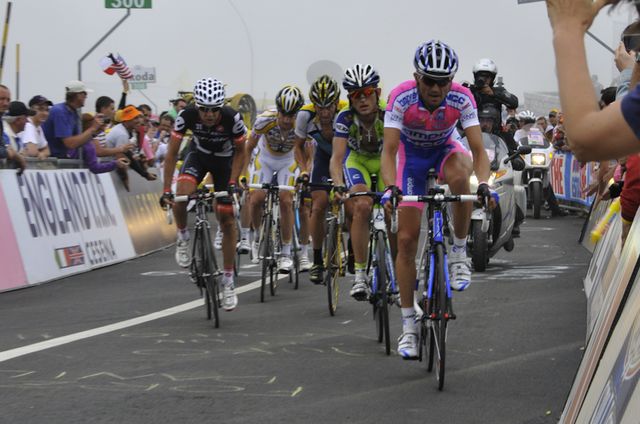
[0,212,590,424]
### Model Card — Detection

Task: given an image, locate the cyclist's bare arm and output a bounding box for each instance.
[293,136,309,174]
[382,128,400,189]
[163,132,183,192]
[242,131,259,176]
[464,125,491,183]
[230,136,247,184]
[330,136,348,187]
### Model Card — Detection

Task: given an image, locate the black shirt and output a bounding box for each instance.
[174,105,247,157]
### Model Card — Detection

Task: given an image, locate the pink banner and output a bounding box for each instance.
[0,181,27,291]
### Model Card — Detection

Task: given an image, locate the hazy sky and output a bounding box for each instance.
[0,0,635,114]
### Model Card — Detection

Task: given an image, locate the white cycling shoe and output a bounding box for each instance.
[397,332,419,360]
[175,239,190,268]
[223,284,238,311]
[277,256,293,274]
[449,256,471,291]
[237,238,251,255]
[299,255,311,272]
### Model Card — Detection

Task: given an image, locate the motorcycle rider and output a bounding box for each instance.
[478,104,526,236]
[515,110,567,218]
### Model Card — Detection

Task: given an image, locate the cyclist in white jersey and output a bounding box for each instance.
[245,86,305,273]
[382,40,493,359]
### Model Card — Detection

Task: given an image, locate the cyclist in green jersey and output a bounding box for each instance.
[330,64,385,301]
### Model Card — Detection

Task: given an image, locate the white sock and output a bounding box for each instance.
[452,236,466,255]
[300,244,309,257]
[401,307,418,334]
[282,243,292,256]
[177,228,190,241]
[241,227,250,240]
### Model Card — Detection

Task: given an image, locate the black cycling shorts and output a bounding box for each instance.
[311,148,331,192]
[180,151,232,193]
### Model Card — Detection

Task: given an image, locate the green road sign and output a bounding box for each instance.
[105,0,152,9]
[130,82,147,90]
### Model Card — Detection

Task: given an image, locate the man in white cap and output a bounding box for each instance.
[42,80,104,158]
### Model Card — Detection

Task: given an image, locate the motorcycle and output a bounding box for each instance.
[518,127,554,219]
[460,133,531,271]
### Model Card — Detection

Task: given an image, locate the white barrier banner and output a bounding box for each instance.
[0,169,135,285]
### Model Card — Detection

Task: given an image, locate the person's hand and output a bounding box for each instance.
[119,142,135,154]
[159,191,174,208]
[545,0,611,33]
[477,182,498,210]
[333,185,347,203]
[381,185,402,215]
[37,151,49,161]
[296,172,310,187]
[115,157,130,169]
[122,78,130,94]
[239,176,247,190]
[480,85,494,96]
[9,149,26,175]
[91,114,105,131]
[615,42,635,72]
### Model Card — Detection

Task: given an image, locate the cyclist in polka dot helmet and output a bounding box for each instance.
[193,77,226,108]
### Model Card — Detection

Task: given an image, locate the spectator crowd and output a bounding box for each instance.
[0,77,183,190]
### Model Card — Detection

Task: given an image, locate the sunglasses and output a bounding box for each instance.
[198,105,221,113]
[419,75,451,87]
[348,87,376,99]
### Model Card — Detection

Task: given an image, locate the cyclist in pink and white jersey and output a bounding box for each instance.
[381,40,492,360]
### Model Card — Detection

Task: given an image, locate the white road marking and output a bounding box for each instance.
[0,275,288,364]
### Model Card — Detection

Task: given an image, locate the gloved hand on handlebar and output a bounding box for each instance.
[239,176,248,190]
[381,185,402,214]
[159,191,174,208]
[477,182,499,209]
[296,172,310,186]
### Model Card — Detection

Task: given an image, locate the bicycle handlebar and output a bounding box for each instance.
[401,194,477,203]
[248,183,296,192]
[174,190,230,203]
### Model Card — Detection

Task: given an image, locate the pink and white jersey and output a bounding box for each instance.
[384,80,479,153]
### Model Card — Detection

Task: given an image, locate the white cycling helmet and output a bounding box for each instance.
[342,64,380,91]
[275,85,305,114]
[473,58,498,76]
[193,77,226,108]
[517,110,536,123]
[414,40,459,78]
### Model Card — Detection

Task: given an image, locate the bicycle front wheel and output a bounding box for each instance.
[324,217,339,316]
[375,231,391,355]
[433,244,447,390]
[201,226,219,326]
[260,214,272,303]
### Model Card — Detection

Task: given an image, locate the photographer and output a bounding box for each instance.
[468,58,519,126]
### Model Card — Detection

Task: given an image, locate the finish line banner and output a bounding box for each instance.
[0,169,135,288]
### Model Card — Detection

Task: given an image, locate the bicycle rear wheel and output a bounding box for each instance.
[375,232,391,355]
[324,217,339,316]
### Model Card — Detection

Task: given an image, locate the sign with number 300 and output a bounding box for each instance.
[105,0,152,9]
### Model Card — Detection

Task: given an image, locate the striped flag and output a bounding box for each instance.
[100,53,133,80]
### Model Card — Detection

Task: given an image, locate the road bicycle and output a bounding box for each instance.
[397,169,477,390]
[174,187,230,328]
[249,174,296,302]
